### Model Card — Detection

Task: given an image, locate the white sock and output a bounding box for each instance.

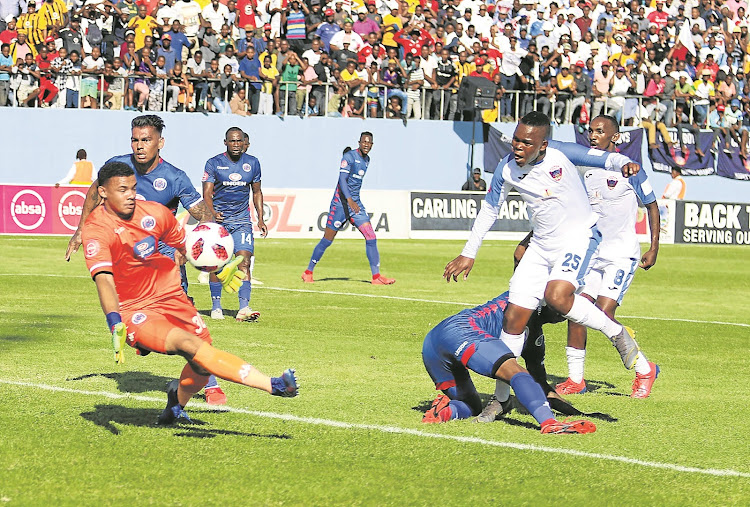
[564,295,622,339]
[634,352,651,375]
[500,329,526,357]
[566,346,586,383]
[249,255,255,277]
[494,380,510,402]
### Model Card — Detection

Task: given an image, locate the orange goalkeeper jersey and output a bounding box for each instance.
[82,200,186,312]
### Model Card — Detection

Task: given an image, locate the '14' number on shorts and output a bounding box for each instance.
[192,315,207,334]
[562,253,581,271]
[241,233,252,245]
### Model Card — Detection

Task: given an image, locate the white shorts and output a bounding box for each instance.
[509,226,602,310]
[581,255,638,304]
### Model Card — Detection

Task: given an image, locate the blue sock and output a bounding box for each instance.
[238,280,251,309]
[510,372,555,425]
[308,238,333,271]
[204,375,218,388]
[209,282,223,311]
[365,239,380,276]
[180,264,189,294]
[448,400,473,420]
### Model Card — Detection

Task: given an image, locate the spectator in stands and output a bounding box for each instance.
[229,85,250,115]
[258,54,278,114]
[461,168,486,192]
[0,43,11,106]
[187,49,208,111]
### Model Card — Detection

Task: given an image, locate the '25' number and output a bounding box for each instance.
[562,253,581,271]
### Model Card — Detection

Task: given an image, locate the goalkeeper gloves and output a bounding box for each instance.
[216,256,244,293]
[112,322,127,364]
[106,312,127,364]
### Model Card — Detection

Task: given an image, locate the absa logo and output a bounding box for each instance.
[11,190,46,230]
[58,190,86,231]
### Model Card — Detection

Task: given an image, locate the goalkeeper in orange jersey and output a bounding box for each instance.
[81,162,298,424]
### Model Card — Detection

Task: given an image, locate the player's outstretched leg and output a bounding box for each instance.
[357,223,395,285]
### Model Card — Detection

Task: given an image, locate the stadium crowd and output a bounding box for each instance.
[0,0,746,127]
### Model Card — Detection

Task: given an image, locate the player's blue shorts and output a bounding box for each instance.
[326,193,370,231]
[422,316,514,395]
[224,222,254,254]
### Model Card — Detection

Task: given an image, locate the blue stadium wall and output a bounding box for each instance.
[0,109,747,203]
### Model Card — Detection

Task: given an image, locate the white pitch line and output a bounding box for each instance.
[2,273,748,328]
[0,379,747,479]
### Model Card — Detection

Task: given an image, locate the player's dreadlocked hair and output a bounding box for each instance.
[98,162,134,187]
[519,111,551,139]
[132,114,166,135]
[594,114,620,132]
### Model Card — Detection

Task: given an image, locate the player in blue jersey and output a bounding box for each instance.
[422,292,597,434]
[65,115,231,406]
[202,127,268,322]
[302,132,396,285]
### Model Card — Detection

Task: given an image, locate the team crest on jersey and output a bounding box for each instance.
[549,167,563,181]
[607,178,618,189]
[229,173,242,181]
[340,159,348,168]
[84,240,100,258]
[358,170,365,176]
[153,178,167,191]
[133,236,156,259]
[131,313,147,325]
[242,163,252,172]
[140,215,156,230]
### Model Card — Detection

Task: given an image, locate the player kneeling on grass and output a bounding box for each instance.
[422,291,596,434]
[82,162,298,424]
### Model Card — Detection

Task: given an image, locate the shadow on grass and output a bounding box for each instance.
[67,371,176,394]
[197,309,239,318]
[315,277,371,284]
[81,404,292,440]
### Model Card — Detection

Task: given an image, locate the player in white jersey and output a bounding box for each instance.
[556,115,661,398]
[444,112,643,418]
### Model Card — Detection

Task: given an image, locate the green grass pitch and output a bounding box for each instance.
[0,236,748,505]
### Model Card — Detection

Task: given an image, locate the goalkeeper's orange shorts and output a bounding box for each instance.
[122,294,212,355]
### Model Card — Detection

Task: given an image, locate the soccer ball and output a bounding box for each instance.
[185,222,234,272]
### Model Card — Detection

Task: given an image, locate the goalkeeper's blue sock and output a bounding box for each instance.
[209,282,223,310]
[204,375,219,389]
[307,238,332,271]
[238,281,251,308]
[510,372,555,426]
[365,239,380,276]
[179,264,189,294]
[447,400,473,420]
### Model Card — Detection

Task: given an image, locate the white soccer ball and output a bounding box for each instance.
[185,222,234,272]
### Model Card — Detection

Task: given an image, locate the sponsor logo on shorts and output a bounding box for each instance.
[140,215,156,230]
[454,341,469,357]
[85,240,100,257]
[607,178,618,189]
[131,313,147,325]
[535,334,544,347]
[333,220,342,228]
[243,163,252,172]
[549,167,563,182]
[153,178,167,191]
[229,173,242,181]
[126,332,135,345]
[238,363,252,382]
